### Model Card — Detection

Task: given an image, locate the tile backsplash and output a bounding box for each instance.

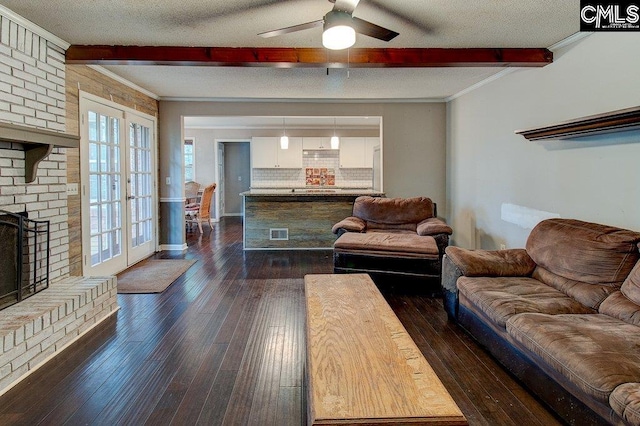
[253,150,373,188]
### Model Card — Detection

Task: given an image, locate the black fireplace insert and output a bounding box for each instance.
[0,210,50,311]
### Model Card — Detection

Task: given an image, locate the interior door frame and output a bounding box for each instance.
[214,139,251,219]
[79,91,159,276]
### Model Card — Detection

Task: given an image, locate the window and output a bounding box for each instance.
[184,138,195,181]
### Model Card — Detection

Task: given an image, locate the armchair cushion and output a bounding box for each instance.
[417,217,453,236]
[445,247,535,277]
[331,216,366,234]
[353,196,434,230]
[334,231,439,259]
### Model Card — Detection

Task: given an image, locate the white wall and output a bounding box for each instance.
[183,128,218,185]
[447,33,640,249]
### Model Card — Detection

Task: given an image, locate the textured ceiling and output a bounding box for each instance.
[2,0,580,100]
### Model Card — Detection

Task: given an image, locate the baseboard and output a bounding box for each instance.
[160,244,187,251]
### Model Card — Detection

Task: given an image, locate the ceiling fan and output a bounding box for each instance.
[258,0,399,50]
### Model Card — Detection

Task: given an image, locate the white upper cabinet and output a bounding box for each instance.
[339,137,379,168]
[251,137,302,168]
[339,137,365,168]
[278,137,303,168]
[302,137,332,150]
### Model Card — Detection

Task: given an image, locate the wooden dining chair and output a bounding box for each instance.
[185,183,216,233]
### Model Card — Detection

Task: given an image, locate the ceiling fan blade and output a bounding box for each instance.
[332,0,361,14]
[351,17,399,42]
[365,0,432,35]
[258,19,323,38]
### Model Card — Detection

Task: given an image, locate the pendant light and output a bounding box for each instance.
[330,117,340,149]
[280,117,289,149]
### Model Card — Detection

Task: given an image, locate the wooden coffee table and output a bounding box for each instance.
[305,274,467,425]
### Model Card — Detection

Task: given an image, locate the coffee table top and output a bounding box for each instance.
[305,273,466,425]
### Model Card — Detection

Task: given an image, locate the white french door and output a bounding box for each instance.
[126,115,155,265]
[80,94,157,276]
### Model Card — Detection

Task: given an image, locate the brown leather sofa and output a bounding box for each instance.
[332,196,452,286]
[442,218,640,425]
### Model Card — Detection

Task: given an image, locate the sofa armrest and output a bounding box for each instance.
[417,217,453,236]
[332,217,366,235]
[442,254,463,320]
[445,246,536,277]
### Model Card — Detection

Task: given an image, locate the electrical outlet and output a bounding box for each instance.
[165,176,171,185]
[500,244,506,250]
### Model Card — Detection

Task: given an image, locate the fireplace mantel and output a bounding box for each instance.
[0,122,79,183]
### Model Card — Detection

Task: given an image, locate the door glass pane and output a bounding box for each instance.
[129,122,153,249]
[88,110,123,267]
[89,143,98,172]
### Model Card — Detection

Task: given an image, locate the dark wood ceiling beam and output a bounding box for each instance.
[66,46,552,68]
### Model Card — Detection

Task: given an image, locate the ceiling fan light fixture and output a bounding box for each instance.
[322,11,356,50]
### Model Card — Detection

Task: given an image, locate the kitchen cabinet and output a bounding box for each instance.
[252,137,302,168]
[302,137,333,150]
[340,137,379,168]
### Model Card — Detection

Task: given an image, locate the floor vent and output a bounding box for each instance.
[270,228,289,241]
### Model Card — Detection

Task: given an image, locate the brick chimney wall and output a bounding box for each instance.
[0,11,70,282]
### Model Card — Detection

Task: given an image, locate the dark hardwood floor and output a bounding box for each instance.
[0,217,561,425]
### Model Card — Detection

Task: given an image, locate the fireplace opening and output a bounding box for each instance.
[0,210,50,311]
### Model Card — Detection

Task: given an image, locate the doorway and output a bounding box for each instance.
[218,141,250,216]
[80,93,157,276]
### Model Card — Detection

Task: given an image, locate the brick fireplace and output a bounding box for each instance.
[0,8,118,395]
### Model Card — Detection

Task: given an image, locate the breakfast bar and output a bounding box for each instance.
[241,189,383,250]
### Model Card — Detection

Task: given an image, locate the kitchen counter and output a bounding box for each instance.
[241,188,384,197]
[241,189,384,250]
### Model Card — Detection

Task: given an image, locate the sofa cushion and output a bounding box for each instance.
[610,383,640,425]
[622,261,640,305]
[353,196,434,231]
[445,247,535,277]
[532,266,619,310]
[599,291,640,326]
[333,231,439,259]
[507,313,640,402]
[526,219,640,288]
[457,276,594,328]
[598,262,640,326]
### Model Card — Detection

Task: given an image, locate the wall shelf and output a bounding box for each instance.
[0,122,79,183]
[515,106,640,141]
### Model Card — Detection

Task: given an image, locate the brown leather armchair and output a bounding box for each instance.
[332,196,452,287]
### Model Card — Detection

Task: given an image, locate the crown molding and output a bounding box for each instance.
[548,31,592,52]
[446,32,594,102]
[86,65,159,100]
[159,96,446,103]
